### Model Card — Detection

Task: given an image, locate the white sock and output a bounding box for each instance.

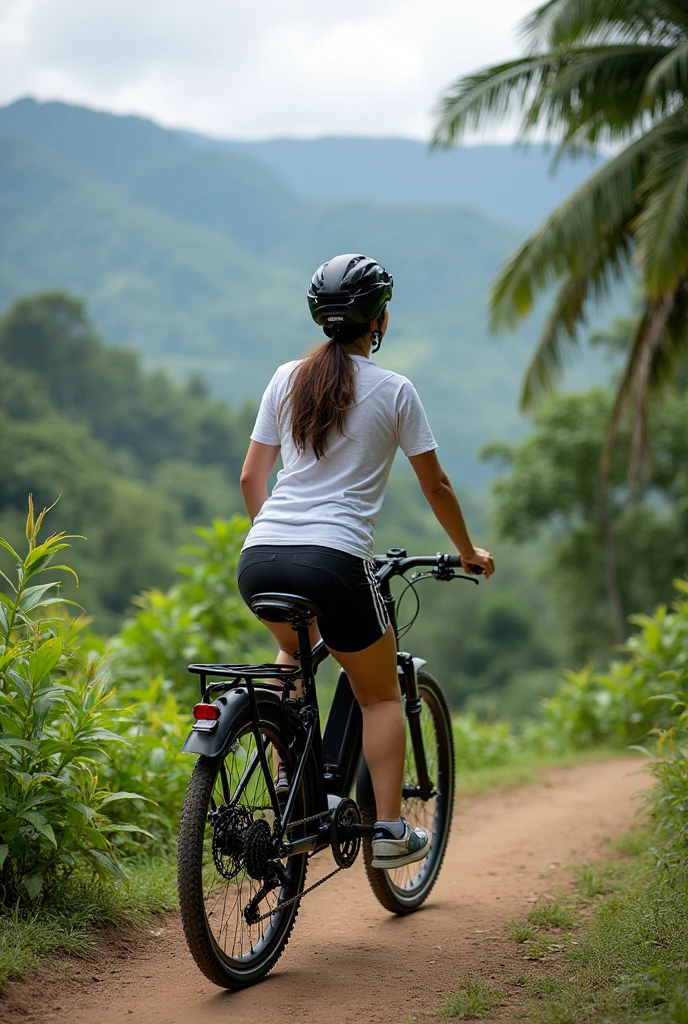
[375,818,405,839]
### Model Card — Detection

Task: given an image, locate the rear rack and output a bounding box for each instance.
[187,661,302,700]
[188,662,301,681]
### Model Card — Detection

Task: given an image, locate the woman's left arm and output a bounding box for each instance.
[239,440,281,521]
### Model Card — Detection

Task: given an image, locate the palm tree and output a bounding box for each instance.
[433,0,688,479]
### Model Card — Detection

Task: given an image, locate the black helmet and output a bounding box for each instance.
[307,254,393,330]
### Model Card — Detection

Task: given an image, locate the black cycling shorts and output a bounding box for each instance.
[237,545,389,653]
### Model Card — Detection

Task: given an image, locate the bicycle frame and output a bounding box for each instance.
[183,551,466,858]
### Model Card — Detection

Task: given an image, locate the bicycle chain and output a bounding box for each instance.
[284,808,331,831]
[250,808,340,924]
[252,864,343,923]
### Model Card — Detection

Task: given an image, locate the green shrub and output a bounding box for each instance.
[108,517,268,701]
[640,586,688,874]
[537,582,688,751]
[0,499,149,903]
[103,517,272,836]
[453,713,517,769]
[102,674,192,840]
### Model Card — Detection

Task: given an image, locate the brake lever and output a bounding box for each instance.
[443,570,479,585]
[410,569,479,586]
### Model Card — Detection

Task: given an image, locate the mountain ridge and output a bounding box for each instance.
[0,97,612,482]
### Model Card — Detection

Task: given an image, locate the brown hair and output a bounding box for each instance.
[285,325,367,459]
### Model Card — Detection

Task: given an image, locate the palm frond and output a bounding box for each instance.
[488,129,654,330]
[526,44,671,144]
[643,39,688,103]
[431,55,556,146]
[520,231,632,409]
[635,111,688,293]
[522,0,685,51]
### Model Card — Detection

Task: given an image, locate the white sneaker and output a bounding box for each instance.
[371,818,430,869]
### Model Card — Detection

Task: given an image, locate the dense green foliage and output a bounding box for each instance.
[109,518,268,698]
[435,0,688,478]
[539,583,688,750]
[0,292,250,631]
[485,386,688,660]
[0,501,150,902]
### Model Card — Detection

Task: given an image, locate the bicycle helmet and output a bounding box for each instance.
[307,254,393,331]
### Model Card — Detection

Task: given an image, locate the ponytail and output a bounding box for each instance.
[286,327,365,459]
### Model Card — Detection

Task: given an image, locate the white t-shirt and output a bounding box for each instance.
[243,354,438,560]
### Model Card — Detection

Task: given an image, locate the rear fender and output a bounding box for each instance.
[181,686,282,758]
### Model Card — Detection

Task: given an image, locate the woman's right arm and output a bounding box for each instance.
[408,450,495,578]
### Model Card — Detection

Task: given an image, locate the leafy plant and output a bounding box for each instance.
[0,498,149,903]
[453,713,517,769]
[108,517,268,702]
[537,581,688,751]
[102,674,192,840]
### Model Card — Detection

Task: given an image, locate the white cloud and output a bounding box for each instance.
[0,0,534,139]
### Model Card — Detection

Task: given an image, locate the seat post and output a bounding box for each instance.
[295,623,314,683]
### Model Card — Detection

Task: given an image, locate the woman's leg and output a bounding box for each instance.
[257,616,404,821]
[328,624,404,822]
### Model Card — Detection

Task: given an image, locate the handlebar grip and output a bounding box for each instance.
[445,553,484,575]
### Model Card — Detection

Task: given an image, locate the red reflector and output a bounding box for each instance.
[193,703,219,721]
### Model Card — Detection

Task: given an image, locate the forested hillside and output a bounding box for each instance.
[0,292,251,631]
[0,97,611,484]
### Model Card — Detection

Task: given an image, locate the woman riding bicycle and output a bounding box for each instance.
[238,254,494,872]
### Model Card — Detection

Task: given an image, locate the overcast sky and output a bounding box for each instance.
[1,0,535,140]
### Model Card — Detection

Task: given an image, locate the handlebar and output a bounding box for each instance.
[374,548,484,581]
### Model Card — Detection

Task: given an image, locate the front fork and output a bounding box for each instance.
[398,652,432,800]
[382,588,432,802]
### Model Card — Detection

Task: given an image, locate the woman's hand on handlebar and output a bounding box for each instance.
[462,547,495,579]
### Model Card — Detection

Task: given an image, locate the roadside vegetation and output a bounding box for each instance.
[2,1,688,998]
[1,493,687,995]
[429,1,688,1017]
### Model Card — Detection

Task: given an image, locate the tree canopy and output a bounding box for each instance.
[434,0,688,478]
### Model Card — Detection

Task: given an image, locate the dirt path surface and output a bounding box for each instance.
[3,757,647,1024]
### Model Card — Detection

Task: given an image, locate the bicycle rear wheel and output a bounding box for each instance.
[361,668,455,913]
[177,700,316,988]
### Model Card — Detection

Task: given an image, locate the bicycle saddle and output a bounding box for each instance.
[249,592,322,626]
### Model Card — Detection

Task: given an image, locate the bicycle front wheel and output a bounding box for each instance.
[362,668,455,913]
[177,700,316,989]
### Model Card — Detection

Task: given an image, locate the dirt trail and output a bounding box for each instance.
[3,757,647,1024]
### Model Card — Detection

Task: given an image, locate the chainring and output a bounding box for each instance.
[210,804,252,880]
[331,797,362,868]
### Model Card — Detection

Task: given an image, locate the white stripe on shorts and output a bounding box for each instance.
[364,559,388,635]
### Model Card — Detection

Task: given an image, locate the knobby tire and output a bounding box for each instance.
[177,701,316,989]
